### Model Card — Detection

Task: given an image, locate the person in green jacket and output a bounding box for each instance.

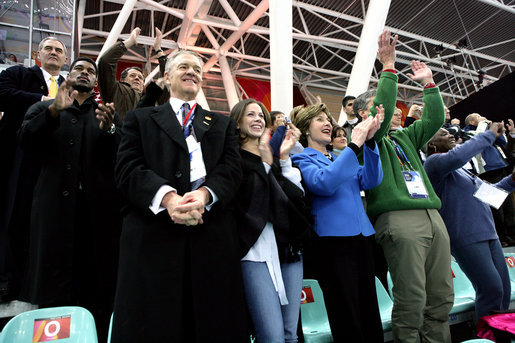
[355,30,454,343]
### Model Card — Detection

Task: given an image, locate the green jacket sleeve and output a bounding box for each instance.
[370,71,398,141]
[403,86,445,150]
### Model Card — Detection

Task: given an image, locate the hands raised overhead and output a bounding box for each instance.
[407,60,434,86]
[377,30,398,70]
[124,27,141,49]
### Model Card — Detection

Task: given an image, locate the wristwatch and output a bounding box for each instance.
[106,123,116,135]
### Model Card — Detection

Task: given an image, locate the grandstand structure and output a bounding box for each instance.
[1,0,514,117]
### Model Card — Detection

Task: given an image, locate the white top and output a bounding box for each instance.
[347,117,359,125]
[169,98,197,126]
[242,158,303,305]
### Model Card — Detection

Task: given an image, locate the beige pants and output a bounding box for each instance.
[375,208,454,343]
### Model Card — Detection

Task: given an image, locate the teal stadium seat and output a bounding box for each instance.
[386,262,475,317]
[386,271,394,299]
[504,253,515,301]
[300,279,333,343]
[107,313,113,343]
[375,277,393,330]
[0,306,98,343]
[449,261,476,315]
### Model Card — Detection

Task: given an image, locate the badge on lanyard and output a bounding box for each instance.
[496,145,507,159]
[186,135,207,183]
[402,171,429,199]
[390,137,429,199]
[473,179,509,209]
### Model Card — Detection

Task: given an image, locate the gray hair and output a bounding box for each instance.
[38,37,68,55]
[353,90,376,114]
[165,50,204,75]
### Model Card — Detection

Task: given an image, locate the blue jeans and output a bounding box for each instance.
[453,239,511,319]
[241,259,303,343]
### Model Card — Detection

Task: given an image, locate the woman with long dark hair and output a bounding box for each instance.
[230,99,311,343]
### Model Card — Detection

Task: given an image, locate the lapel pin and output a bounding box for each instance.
[203,121,209,125]
[205,116,212,121]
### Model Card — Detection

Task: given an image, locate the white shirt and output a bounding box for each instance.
[347,117,359,125]
[169,98,197,127]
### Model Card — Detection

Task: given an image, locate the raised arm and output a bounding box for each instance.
[495,170,515,193]
[371,30,399,141]
[294,117,380,196]
[359,107,383,189]
[424,130,497,182]
[403,60,445,149]
[97,27,140,104]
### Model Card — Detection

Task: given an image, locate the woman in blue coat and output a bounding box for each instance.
[292,103,384,342]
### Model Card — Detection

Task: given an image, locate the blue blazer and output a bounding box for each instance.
[292,144,382,237]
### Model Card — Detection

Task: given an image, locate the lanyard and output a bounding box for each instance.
[182,102,197,127]
[461,167,479,186]
[390,137,415,171]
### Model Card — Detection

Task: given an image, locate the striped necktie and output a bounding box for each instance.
[181,103,193,138]
[48,76,58,98]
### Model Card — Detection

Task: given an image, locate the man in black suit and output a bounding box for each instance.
[0,37,67,302]
[112,50,248,342]
[18,57,121,340]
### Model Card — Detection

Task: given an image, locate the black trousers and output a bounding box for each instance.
[313,234,383,343]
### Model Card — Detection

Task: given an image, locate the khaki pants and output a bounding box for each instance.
[375,209,454,343]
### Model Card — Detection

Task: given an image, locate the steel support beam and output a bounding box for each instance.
[196,89,211,110]
[270,0,293,114]
[203,0,269,72]
[475,0,515,14]
[177,0,199,45]
[77,0,87,52]
[340,0,391,125]
[97,0,138,61]
[219,54,240,109]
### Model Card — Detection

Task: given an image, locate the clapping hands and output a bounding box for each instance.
[48,80,78,118]
[351,105,384,147]
[279,123,301,160]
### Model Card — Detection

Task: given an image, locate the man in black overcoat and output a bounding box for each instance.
[0,37,67,301]
[112,50,248,342]
[17,57,122,340]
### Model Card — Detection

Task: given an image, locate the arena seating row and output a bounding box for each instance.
[301,255,515,343]
[1,255,514,342]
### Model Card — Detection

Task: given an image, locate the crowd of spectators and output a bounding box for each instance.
[0,53,20,65]
[0,28,513,343]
